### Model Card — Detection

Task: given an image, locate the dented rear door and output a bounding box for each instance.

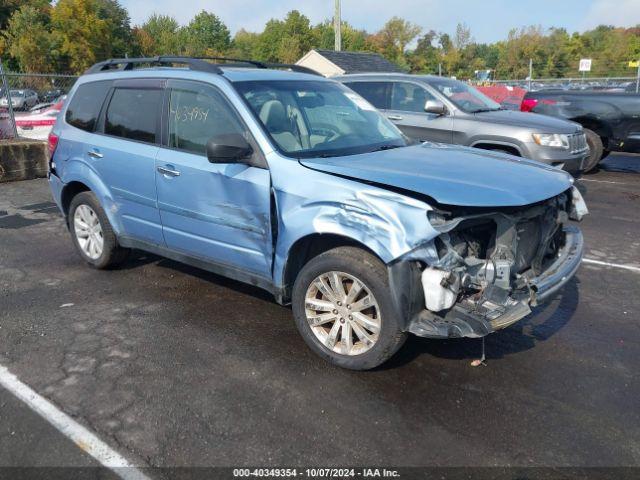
[155,79,272,279]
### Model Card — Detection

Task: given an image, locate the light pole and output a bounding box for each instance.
[334,0,341,51]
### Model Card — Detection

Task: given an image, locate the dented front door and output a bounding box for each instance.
[155,80,272,279]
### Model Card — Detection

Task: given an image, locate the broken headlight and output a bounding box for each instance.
[569,186,589,221]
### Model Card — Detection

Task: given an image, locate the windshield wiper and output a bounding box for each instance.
[370,144,402,152]
[472,107,502,113]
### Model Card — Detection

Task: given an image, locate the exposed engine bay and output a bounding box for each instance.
[392,187,586,339]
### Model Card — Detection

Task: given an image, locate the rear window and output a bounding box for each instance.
[66,81,111,132]
[344,82,391,109]
[104,88,161,144]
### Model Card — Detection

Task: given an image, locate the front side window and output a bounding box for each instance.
[426,78,501,113]
[105,88,161,143]
[66,81,111,132]
[391,82,436,113]
[168,84,247,156]
[234,80,407,158]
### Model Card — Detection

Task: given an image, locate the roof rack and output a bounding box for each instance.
[86,56,322,76]
[86,56,223,74]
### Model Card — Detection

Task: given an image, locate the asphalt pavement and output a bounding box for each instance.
[0,154,639,475]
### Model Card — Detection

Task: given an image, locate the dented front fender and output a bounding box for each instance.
[269,157,440,290]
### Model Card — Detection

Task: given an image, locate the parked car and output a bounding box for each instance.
[338,74,589,176]
[40,89,65,103]
[521,90,640,171]
[0,89,39,110]
[16,100,64,140]
[48,57,587,370]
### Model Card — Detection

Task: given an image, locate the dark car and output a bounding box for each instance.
[41,89,65,103]
[521,90,640,171]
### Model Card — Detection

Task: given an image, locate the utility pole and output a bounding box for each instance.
[334,0,341,51]
[438,63,442,76]
[636,60,639,94]
[528,58,533,91]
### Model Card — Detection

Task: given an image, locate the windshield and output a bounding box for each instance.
[426,78,501,113]
[10,90,25,97]
[234,80,409,158]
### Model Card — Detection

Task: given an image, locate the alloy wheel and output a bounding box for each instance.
[73,204,104,260]
[304,271,381,356]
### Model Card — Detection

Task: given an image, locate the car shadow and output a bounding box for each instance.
[153,254,276,303]
[380,278,581,369]
[120,249,580,369]
[594,154,640,174]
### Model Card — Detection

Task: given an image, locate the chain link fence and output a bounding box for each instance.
[472,76,640,111]
[0,69,78,140]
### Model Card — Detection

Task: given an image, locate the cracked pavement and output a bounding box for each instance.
[0,154,639,472]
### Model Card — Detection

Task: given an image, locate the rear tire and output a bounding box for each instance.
[68,191,129,269]
[583,128,604,173]
[292,246,407,370]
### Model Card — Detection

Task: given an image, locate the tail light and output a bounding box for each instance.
[47,131,59,157]
[48,132,59,174]
[520,98,538,112]
[521,98,557,112]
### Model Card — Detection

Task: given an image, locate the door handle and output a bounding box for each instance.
[387,115,403,121]
[157,165,181,177]
[87,150,103,159]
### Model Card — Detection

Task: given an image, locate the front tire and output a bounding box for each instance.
[583,128,604,172]
[68,191,129,269]
[292,246,407,370]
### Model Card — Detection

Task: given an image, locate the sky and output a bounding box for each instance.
[120,0,640,43]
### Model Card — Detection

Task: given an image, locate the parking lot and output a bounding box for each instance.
[0,154,639,475]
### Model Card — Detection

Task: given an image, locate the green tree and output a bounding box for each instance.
[231,28,261,58]
[2,3,54,72]
[406,30,440,73]
[134,14,180,56]
[182,10,231,56]
[374,16,421,64]
[255,10,313,62]
[50,0,111,73]
[311,20,368,51]
[95,0,134,58]
[0,0,49,32]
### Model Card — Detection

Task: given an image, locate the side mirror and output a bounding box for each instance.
[424,99,447,115]
[206,134,253,164]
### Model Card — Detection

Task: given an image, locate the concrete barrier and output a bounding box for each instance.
[0,139,48,183]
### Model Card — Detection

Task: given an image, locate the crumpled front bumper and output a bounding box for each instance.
[529,225,583,303]
[408,226,584,339]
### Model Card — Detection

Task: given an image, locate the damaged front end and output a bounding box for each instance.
[391,187,586,339]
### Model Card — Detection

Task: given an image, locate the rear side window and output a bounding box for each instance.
[66,81,111,132]
[344,82,391,109]
[105,88,162,143]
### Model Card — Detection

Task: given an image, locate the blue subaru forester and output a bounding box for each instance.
[48,57,587,369]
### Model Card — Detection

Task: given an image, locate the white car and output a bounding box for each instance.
[0,89,39,110]
[15,98,64,140]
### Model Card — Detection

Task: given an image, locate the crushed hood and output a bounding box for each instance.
[300,143,573,207]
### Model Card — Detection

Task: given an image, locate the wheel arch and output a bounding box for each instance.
[59,165,124,235]
[279,233,383,304]
[471,141,522,156]
[572,116,612,148]
[60,181,91,216]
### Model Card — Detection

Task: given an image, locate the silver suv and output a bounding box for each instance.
[339,74,589,176]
